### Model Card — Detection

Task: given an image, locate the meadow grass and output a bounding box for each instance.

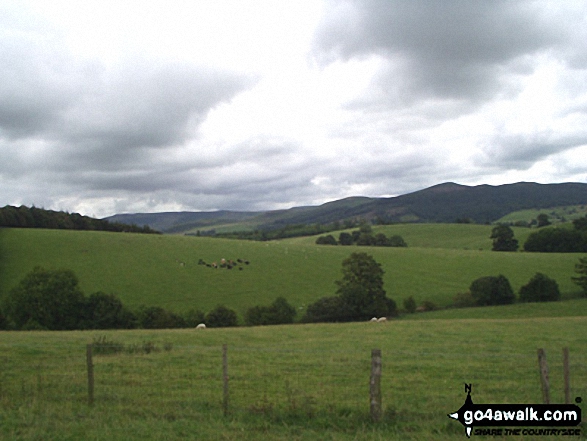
[1,227,584,319]
[1,317,586,440]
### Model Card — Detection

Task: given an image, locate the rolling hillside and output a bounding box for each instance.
[1,225,584,321]
[105,181,587,234]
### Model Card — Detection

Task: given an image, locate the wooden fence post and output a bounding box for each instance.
[370,349,382,422]
[563,347,570,404]
[86,344,94,406]
[222,344,229,417]
[537,348,550,404]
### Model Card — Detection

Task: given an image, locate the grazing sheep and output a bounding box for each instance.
[370,317,378,322]
[377,317,387,322]
[196,323,206,329]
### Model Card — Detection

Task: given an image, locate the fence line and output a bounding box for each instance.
[1,342,585,422]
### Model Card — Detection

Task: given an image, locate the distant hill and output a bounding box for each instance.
[105,182,587,234]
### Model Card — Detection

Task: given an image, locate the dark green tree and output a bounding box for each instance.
[388,235,408,247]
[316,234,337,245]
[523,228,587,252]
[490,225,519,251]
[3,267,86,330]
[469,275,515,306]
[335,252,392,320]
[572,257,587,296]
[519,273,560,303]
[137,306,186,329]
[302,296,347,323]
[338,232,353,245]
[245,297,297,326]
[205,305,238,327]
[536,213,551,228]
[83,292,137,329]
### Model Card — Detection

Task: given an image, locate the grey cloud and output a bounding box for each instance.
[314,0,581,108]
[479,131,587,169]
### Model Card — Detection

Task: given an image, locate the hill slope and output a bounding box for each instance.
[105,182,587,233]
[1,226,583,319]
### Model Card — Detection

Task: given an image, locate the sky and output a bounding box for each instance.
[1,0,587,218]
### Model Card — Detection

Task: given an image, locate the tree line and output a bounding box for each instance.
[316,224,407,247]
[0,267,236,330]
[491,216,587,252]
[0,205,160,234]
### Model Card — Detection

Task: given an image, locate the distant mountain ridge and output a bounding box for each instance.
[105,182,587,233]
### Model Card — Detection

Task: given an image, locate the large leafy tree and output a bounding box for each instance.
[335,252,393,320]
[519,273,560,303]
[490,225,519,251]
[3,267,86,330]
[469,275,515,306]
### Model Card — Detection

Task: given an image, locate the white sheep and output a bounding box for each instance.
[377,317,387,322]
[196,323,206,329]
[370,317,378,322]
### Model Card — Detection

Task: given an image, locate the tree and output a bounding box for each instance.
[338,232,353,245]
[3,267,86,330]
[205,305,238,327]
[302,296,347,323]
[536,213,551,228]
[83,292,137,329]
[523,228,587,252]
[519,273,560,303]
[388,235,407,247]
[335,252,392,320]
[572,257,587,296]
[316,234,337,245]
[469,275,515,306]
[245,297,297,326]
[490,225,518,251]
[137,306,186,329]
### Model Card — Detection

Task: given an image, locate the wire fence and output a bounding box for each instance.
[1,341,585,423]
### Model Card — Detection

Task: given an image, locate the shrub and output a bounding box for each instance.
[469,275,515,306]
[92,335,124,355]
[205,305,238,327]
[420,300,437,312]
[137,306,186,329]
[388,235,408,247]
[403,296,417,314]
[453,291,476,308]
[316,235,337,245]
[302,296,347,323]
[184,308,206,327]
[519,273,560,303]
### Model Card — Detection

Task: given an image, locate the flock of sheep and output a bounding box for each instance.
[197,257,250,270]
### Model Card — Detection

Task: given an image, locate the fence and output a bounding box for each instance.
[1,340,585,425]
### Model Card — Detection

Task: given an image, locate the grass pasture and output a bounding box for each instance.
[1,317,586,440]
[0,226,585,319]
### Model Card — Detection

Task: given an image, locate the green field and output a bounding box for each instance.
[496,205,587,225]
[1,318,586,440]
[1,225,587,440]
[0,225,584,320]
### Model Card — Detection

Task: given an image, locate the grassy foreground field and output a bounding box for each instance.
[0,226,584,319]
[1,317,586,440]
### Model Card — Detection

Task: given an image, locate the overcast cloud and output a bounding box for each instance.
[1,0,586,217]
